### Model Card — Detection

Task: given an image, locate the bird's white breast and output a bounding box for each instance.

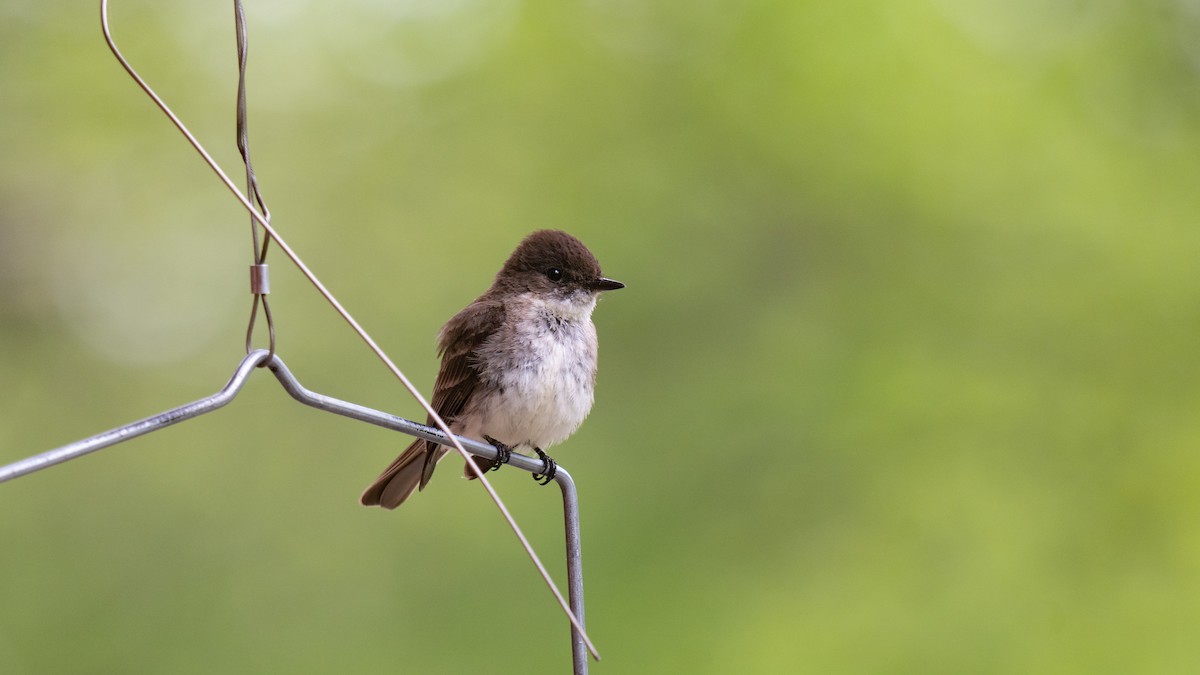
[468,292,599,450]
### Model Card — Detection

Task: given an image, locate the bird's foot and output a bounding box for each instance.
[482,435,512,472]
[531,448,557,485]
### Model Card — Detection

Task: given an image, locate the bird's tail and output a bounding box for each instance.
[360,437,449,509]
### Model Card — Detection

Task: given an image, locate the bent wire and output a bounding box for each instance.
[101,7,597,656]
[0,349,591,675]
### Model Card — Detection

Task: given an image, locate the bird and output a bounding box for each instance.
[360,230,624,509]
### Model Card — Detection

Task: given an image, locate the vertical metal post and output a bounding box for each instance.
[556,469,588,675]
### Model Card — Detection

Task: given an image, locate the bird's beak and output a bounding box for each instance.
[590,277,625,292]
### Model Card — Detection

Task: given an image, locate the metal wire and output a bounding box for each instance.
[235,0,275,361]
[98,0,598,661]
[0,349,591,672]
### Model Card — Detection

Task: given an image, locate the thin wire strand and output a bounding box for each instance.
[235,0,275,361]
[99,0,598,660]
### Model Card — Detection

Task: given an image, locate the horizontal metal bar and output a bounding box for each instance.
[0,349,573,486]
[0,350,270,484]
[266,355,551,475]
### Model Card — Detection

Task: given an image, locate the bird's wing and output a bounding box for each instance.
[418,300,505,487]
[362,299,506,506]
[429,299,505,426]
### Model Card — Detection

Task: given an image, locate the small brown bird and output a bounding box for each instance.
[360,230,624,509]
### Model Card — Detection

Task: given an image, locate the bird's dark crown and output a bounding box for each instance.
[493,230,606,294]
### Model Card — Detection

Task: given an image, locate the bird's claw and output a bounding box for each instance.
[531,448,557,485]
[482,435,511,472]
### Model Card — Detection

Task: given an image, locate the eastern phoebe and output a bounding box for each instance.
[360,230,624,509]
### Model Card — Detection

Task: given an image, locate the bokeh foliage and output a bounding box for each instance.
[3,1,1200,672]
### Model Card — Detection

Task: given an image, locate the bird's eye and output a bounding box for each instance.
[545,267,563,282]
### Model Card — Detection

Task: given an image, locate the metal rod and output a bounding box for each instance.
[0,350,590,674]
[264,354,540,472]
[98,2,598,658]
[559,467,588,675]
[266,354,590,674]
[0,351,268,483]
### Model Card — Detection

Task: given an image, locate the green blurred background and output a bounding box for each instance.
[3,0,1200,672]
